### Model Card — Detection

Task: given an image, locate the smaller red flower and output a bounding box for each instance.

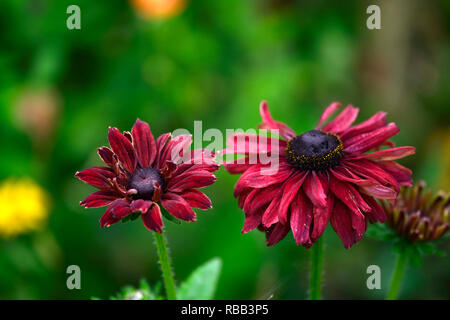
[75,119,219,232]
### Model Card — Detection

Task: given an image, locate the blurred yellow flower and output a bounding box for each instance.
[0,178,50,238]
[130,0,186,19]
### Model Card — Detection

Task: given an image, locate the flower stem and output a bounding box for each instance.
[386,247,408,300]
[153,230,177,300]
[309,235,324,300]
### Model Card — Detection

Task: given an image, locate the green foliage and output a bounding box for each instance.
[96,258,222,300]
[367,223,447,267]
[93,279,163,300]
[177,257,222,300]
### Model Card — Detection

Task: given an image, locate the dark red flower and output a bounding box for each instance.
[223,101,415,248]
[76,119,219,232]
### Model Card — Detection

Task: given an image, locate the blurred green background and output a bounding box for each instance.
[0,0,449,299]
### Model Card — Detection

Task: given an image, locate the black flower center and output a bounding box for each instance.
[286,130,343,171]
[127,167,165,200]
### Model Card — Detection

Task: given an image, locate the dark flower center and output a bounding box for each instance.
[127,167,165,200]
[286,130,343,171]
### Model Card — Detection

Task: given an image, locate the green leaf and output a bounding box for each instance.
[177,257,222,300]
[406,245,422,267]
[366,223,396,241]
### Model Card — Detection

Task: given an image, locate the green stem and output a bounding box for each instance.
[386,247,408,300]
[153,230,177,300]
[309,236,324,300]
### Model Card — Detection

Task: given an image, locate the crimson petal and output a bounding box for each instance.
[266,223,290,246]
[362,194,387,223]
[258,101,296,140]
[322,105,359,133]
[75,166,115,190]
[80,190,118,208]
[278,171,308,224]
[330,199,356,249]
[234,162,293,196]
[340,111,387,140]
[330,175,371,216]
[97,147,115,166]
[100,199,132,228]
[161,193,196,221]
[179,189,212,210]
[131,119,157,168]
[168,170,217,193]
[290,191,313,247]
[141,203,163,233]
[108,127,137,173]
[262,190,283,227]
[350,146,415,161]
[316,102,342,129]
[311,195,334,242]
[344,123,399,154]
[242,206,265,234]
[303,171,328,208]
[130,199,153,213]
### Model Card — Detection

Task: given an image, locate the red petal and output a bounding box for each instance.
[173,149,218,175]
[130,199,153,213]
[316,102,342,129]
[155,133,171,168]
[179,189,212,210]
[330,199,357,249]
[303,171,328,208]
[80,190,118,208]
[290,191,313,247]
[343,159,400,192]
[159,134,192,168]
[262,190,283,227]
[225,133,286,155]
[340,111,387,140]
[75,166,115,190]
[344,123,399,154]
[362,195,387,223]
[243,184,280,215]
[329,175,371,216]
[108,127,137,173]
[167,170,217,192]
[141,203,163,233]
[278,172,308,224]
[237,188,253,209]
[99,199,132,228]
[258,100,296,140]
[223,160,253,174]
[161,193,196,221]
[322,105,359,133]
[234,162,293,195]
[378,160,413,186]
[242,206,265,234]
[350,146,415,161]
[266,223,290,246]
[97,147,115,166]
[311,195,334,242]
[131,119,157,168]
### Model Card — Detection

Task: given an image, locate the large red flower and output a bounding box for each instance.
[75,119,219,232]
[223,101,415,248]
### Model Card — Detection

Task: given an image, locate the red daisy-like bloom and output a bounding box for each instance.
[223,101,415,248]
[75,119,219,232]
